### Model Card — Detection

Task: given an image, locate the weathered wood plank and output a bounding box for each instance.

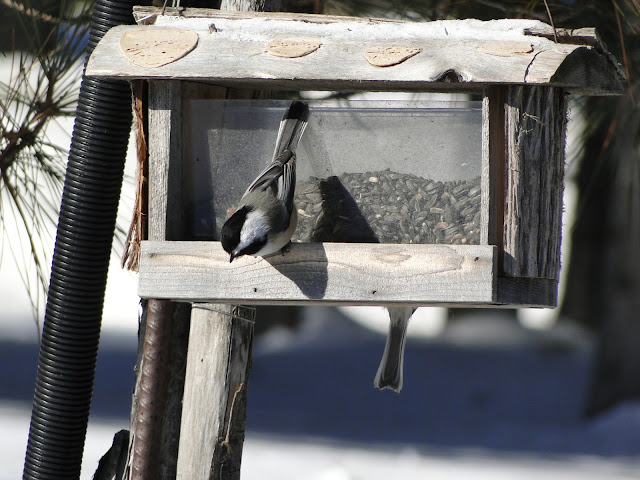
[503,86,567,279]
[481,87,507,272]
[132,6,406,25]
[176,305,254,480]
[85,11,624,95]
[524,26,601,48]
[148,80,183,241]
[139,241,497,305]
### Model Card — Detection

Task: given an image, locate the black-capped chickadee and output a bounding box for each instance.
[221,100,309,262]
[374,306,417,392]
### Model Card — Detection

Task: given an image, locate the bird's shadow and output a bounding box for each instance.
[267,176,378,300]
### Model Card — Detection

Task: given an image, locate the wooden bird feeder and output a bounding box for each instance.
[87,7,624,309]
[85,7,624,479]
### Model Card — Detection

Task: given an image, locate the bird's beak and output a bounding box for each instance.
[229,253,235,263]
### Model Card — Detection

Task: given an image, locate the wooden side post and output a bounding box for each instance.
[482,85,566,306]
[483,85,567,280]
[177,305,255,480]
[481,86,507,271]
[147,80,183,242]
[503,85,567,280]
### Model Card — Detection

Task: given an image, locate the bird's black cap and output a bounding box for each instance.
[221,206,249,258]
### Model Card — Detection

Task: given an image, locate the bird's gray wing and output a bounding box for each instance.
[242,100,308,211]
[276,152,296,213]
[241,150,294,199]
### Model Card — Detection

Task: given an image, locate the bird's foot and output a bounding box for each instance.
[281,242,292,256]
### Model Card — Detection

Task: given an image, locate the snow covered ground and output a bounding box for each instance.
[2,308,640,479]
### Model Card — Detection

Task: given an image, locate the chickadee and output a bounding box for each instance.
[221,100,309,262]
[374,306,417,392]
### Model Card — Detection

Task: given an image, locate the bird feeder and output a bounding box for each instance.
[87,8,623,309]
[85,7,624,479]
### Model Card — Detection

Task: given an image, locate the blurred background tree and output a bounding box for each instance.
[0,0,122,332]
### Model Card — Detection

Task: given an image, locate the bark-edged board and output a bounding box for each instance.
[85,10,624,95]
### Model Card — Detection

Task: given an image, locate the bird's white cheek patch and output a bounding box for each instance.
[239,210,268,247]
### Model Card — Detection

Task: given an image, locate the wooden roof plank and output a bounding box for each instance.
[85,8,624,95]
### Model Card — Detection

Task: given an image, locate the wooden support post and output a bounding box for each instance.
[148,80,183,242]
[481,85,565,306]
[481,86,507,274]
[503,85,567,280]
[177,305,255,480]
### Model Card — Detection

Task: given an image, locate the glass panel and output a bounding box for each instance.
[184,99,482,245]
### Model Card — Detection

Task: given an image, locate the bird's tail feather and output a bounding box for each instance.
[374,307,415,393]
[272,100,309,161]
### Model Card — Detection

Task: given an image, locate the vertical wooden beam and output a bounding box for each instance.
[503,86,567,280]
[481,86,507,273]
[483,85,567,282]
[177,305,255,480]
[177,81,258,480]
[148,80,183,241]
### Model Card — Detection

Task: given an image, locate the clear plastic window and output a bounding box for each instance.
[184,99,482,245]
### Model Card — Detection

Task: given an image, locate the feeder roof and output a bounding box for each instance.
[85,7,625,95]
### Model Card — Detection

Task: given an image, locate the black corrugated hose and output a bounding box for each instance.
[23,0,148,478]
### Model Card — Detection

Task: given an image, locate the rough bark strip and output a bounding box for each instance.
[130,299,175,480]
[503,85,567,279]
[122,80,148,272]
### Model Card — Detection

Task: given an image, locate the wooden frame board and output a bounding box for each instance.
[138,241,496,305]
[138,241,557,307]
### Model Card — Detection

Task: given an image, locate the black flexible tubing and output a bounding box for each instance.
[22,0,147,478]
